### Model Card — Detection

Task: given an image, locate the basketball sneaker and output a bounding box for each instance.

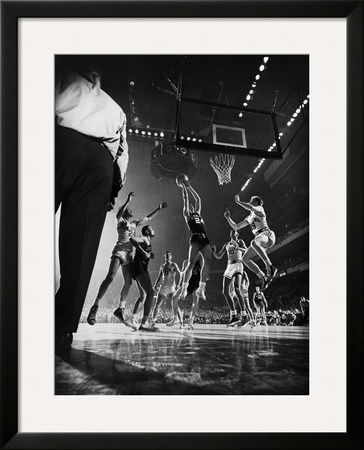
[166,318,177,327]
[265,265,278,285]
[196,286,206,300]
[87,305,98,325]
[113,307,126,324]
[125,316,139,330]
[226,315,240,327]
[238,315,250,327]
[179,286,188,300]
[139,323,159,332]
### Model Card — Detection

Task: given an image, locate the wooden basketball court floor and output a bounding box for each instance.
[55,323,309,395]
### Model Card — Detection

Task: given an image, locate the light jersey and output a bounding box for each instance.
[246,206,269,235]
[116,218,138,245]
[160,263,178,288]
[226,240,246,262]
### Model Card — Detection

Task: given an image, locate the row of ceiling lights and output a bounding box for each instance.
[239,57,269,192]
[180,136,203,143]
[238,56,269,118]
[128,128,165,138]
[240,93,310,192]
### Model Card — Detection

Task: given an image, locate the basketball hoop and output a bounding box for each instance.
[209,153,236,185]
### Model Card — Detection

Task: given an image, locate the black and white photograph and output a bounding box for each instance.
[55,54,310,396]
[1,1,362,448]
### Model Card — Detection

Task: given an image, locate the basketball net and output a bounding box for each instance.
[209,153,236,185]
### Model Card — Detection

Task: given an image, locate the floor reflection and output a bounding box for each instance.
[56,324,309,395]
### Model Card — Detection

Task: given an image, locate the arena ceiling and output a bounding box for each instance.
[56,54,309,260]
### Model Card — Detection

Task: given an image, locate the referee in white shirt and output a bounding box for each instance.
[55,59,128,349]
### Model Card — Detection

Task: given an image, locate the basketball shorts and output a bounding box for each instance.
[187,283,199,296]
[223,261,244,280]
[190,232,210,248]
[130,260,149,280]
[158,284,176,298]
[111,242,133,265]
[253,228,276,248]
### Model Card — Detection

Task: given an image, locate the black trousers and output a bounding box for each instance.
[55,126,113,333]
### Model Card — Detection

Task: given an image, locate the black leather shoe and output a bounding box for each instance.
[55,331,73,350]
[113,307,126,323]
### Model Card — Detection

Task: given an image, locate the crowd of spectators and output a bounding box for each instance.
[277,252,308,271]
[80,278,309,327]
[275,219,309,245]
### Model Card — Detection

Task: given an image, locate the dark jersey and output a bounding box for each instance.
[188,212,207,235]
[189,258,202,288]
[131,239,152,279]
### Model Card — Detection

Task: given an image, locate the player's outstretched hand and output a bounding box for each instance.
[234,194,240,203]
[210,245,216,253]
[127,192,135,202]
[224,210,230,219]
[159,201,167,210]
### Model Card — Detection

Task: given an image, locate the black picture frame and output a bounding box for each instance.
[1,1,362,449]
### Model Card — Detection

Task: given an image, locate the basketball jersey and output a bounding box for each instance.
[189,258,202,285]
[226,239,246,262]
[161,263,177,287]
[246,206,269,235]
[188,212,207,235]
[116,218,137,244]
[133,239,152,265]
[254,292,264,303]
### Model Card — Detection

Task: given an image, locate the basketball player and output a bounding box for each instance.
[151,251,181,326]
[224,195,277,290]
[168,253,203,329]
[87,192,167,325]
[211,230,255,327]
[229,272,251,327]
[178,181,211,301]
[127,225,159,331]
[252,286,269,325]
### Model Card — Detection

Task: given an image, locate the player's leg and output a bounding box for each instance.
[126,280,146,330]
[223,277,240,326]
[196,243,212,300]
[87,256,121,325]
[261,305,268,325]
[113,263,133,323]
[186,291,200,329]
[152,292,165,324]
[137,272,158,331]
[251,233,277,279]
[179,243,200,299]
[242,245,268,286]
[167,287,182,326]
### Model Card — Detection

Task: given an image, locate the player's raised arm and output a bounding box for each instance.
[138,201,167,226]
[181,184,190,221]
[188,185,201,214]
[224,210,248,231]
[211,243,227,259]
[116,191,135,220]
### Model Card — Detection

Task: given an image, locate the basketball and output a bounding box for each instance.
[176,173,190,187]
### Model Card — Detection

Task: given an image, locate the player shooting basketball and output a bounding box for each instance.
[177,175,212,301]
[224,195,277,290]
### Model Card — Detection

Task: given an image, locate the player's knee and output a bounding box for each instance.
[242,252,250,263]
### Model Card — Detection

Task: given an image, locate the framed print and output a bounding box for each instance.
[1,1,363,449]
